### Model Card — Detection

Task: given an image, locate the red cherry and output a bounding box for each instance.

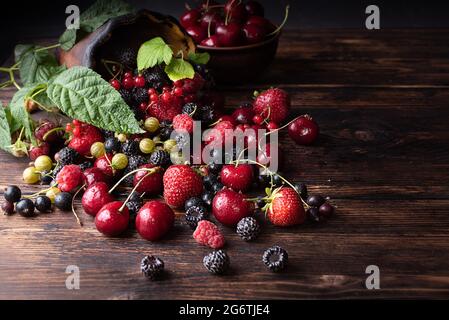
[134,75,146,88]
[267,121,279,131]
[288,116,319,145]
[82,182,114,217]
[220,164,254,192]
[224,0,247,23]
[150,94,159,103]
[94,154,114,177]
[184,94,196,104]
[245,0,265,16]
[180,9,201,29]
[109,79,121,90]
[246,16,274,33]
[133,164,163,195]
[243,23,267,44]
[122,77,134,90]
[200,35,221,47]
[83,167,110,186]
[136,200,175,241]
[216,22,243,47]
[95,201,129,236]
[200,11,222,30]
[186,25,208,44]
[218,115,236,126]
[212,189,254,226]
[252,114,264,125]
[139,102,148,111]
[123,72,133,79]
[232,105,254,124]
[173,87,184,97]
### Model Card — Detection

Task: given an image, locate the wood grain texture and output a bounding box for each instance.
[1,29,449,299]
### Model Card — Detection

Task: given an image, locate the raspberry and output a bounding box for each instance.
[173,114,194,134]
[29,142,50,161]
[140,255,164,280]
[185,205,209,229]
[148,99,182,122]
[56,164,83,193]
[236,217,260,241]
[68,124,104,156]
[203,250,230,274]
[193,220,225,249]
[57,147,79,165]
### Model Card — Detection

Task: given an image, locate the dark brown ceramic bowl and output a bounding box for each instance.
[196,31,281,84]
[58,10,195,79]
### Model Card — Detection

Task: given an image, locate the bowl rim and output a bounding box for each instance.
[197,30,281,51]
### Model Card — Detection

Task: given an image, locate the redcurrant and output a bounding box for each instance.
[134,75,146,88]
[109,79,121,90]
[122,77,134,90]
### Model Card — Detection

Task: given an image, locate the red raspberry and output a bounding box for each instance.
[68,123,104,156]
[163,165,203,208]
[148,99,182,121]
[56,164,83,193]
[193,220,225,249]
[173,114,194,134]
[29,142,50,161]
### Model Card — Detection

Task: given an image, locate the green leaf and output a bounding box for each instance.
[188,52,210,65]
[59,0,135,51]
[0,105,12,152]
[47,66,143,134]
[19,48,65,86]
[9,87,36,145]
[5,104,21,134]
[26,83,58,111]
[164,58,195,81]
[137,37,173,71]
[14,44,34,63]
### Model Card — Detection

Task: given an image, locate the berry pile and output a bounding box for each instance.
[180,0,288,47]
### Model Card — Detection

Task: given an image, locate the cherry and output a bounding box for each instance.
[212,189,254,226]
[200,35,221,47]
[95,201,129,236]
[246,16,274,33]
[83,167,110,186]
[122,77,134,90]
[135,200,175,241]
[82,182,114,216]
[94,154,114,177]
[109,79,121,90]
[200,11,222,30]
[220,164,254,192]
[173,80,183,88]
[243,23,267,44]
[133,164,163,195]
[267,121,279,131]
[134,75,146,88]
[216,22,244,47]
[288,115,319,145]
[186,25,208,44]
[245,0,264,16]
[180,9,201,29]
[148,88,157,95]
[232,105,254,124]
[224,0,247,23]
[150,94,159,103]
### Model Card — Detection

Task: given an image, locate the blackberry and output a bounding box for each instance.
[54,192,72,211]
[16,199,35,217]
[262,246,288,272]
[121,140,139,157]
[174,132,191,150]
[131,104,145,121]
[185,205,209,229]
[149,150,170,167]
[203,250,230,275]
[143,66,169,91]
[79,161,93,171]
[133,87,149,105]
[159,126,173,141]
[184,197,204,212]
[4,185,21,203]
[117,47,137,69]
[104,138,121,154]
[126,201,142,223]
[119,88,134,106]
[194,64,214,86]
[182,103,200,118]
[200,105,215,123]
[159,120,172,128]
[128,155,148,170]
[58,147,78,165]
[236,217,260,241]
[141,255,164,280]
[35,196,52,213]
[129,191,143,204]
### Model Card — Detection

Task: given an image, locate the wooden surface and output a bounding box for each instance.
[1,29,449,299]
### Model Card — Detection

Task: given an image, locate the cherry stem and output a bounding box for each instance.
[268,5,290,37]
[71,184,85,226]
[23,185,54,199]
[118,171,153,212]
[264,115,306,138]
[42,127,64,141]
[108,167,161,194]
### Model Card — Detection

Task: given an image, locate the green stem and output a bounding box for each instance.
[42,127,64,141]
[267,5,290,37]
[34,44,61,52]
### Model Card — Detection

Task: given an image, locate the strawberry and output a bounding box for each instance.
[252,88,290,124]
[163,165,203,208]
[148,98,182,121]
[204,120,234,145]
[68,123,104,156]
[29,142,50,161]
[173,114,194,134]
[266,187,306,227]
[212,188,254,226]
[220,164,254,192]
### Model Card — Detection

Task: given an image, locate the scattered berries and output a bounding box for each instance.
[95,201,130,236]
[193,220,225,249]
[253,88,290,124]
[16,199,35,217]
[220,164,254,192]
[35,196,52,213]
[54,192,73,211]
[203,250,230,275]
[141,255,164,280]
[133,164,163,195]
[288,115,319,145]
[262,246,288,272]
[185,205,209,229]
[4,185,21,203]
[82,182,114,216]
[212,189,253,226]
[267,187,306,227]
[236,217,260,241]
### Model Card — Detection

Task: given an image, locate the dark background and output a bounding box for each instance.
[1,0,449,63]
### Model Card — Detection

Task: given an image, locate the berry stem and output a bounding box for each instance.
[108,167,161,194]
[71,184,85,226]
[118,172,152,212]
[267,5,290,37]
[42,127,65,141]
[23,185,54,199]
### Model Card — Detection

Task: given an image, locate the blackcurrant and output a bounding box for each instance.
[35,196,52,213]
[306,195,325,208]
[55,192,73,211]
[211,182,224,194]
[208,162,222,174]
[201,191,214,209]
[104,138,121,154]
[203,174,218,190]
[1,201,14,215]
[306,207,321,223]
[293,182,308,199]
[16,199,35,217]
[4,185,21,203]
[319,203,334,218]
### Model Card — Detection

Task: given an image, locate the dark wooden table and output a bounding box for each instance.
[1,29,449,299]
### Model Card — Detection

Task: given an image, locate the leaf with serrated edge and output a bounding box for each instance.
[47,66,143,134]
[164,58,194,81]
[137,37,173,71]
[188,52,210,65]
[19,48,64,86]
[0,105,12,152]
